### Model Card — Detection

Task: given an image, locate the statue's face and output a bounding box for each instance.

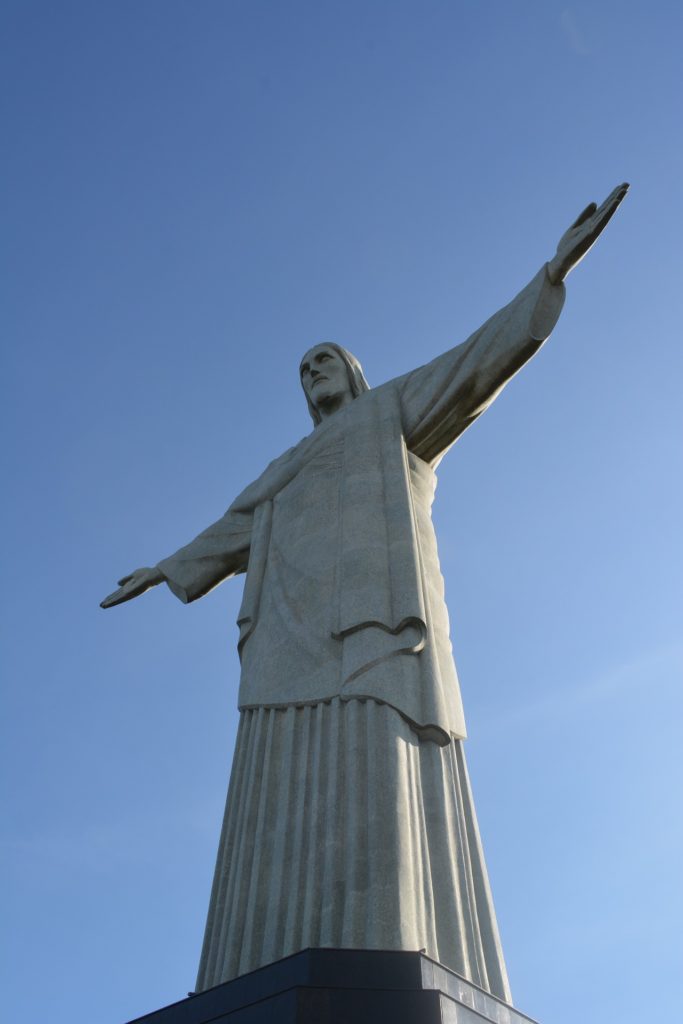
[300,345,353,412]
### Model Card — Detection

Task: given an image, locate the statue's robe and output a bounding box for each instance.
[158,267,565,999]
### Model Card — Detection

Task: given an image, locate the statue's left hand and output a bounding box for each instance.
[548,182,629,285]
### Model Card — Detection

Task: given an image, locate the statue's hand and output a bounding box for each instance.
[100,566,164,608]
[548,182,629,285]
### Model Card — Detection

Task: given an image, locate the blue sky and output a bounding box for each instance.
[2,2,682,1022]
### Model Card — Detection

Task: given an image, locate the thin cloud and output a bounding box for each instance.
[2,798,222,874]
[479,642,683,738]
[560,8,590,56]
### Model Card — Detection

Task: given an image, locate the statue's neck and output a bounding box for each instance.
[315,391,354,422]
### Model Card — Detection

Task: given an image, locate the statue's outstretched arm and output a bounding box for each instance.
[400,183,629,464]
[100,505,252,610]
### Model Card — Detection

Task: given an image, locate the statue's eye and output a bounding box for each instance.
[318,354,331,362]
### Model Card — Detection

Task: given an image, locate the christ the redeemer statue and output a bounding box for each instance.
[102,184,628,1002]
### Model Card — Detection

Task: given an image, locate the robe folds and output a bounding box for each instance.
[157,266,565,996]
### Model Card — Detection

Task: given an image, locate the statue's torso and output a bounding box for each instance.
[238,411,464,742]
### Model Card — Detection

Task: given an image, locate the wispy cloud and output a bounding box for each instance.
[480,642,683,738]
[2,796,223,874]
[560,8,590,56]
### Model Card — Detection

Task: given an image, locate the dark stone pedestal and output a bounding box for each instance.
[126,948,540,1023]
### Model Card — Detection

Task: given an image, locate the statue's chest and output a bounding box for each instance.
[271,437,345,567]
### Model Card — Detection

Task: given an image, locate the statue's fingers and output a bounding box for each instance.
[595,183,629,220]
[571,202,597,229]
[101,578,142,608]
[592,190,628,234]
[611,182,630,210]
[605,181,630,204]
[117,573,134,586]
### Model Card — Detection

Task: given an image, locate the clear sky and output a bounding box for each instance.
[2,2,682,1022]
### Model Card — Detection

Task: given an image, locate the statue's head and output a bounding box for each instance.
[299,343,370,425]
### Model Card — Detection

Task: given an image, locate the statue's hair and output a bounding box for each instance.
[300,343,370,425]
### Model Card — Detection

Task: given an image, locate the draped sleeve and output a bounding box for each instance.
[399,265,566,464]
[156,509,252,604]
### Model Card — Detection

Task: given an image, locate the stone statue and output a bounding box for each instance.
[102,184,628,1001]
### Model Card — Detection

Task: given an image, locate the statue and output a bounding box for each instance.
[102,184,628,1002]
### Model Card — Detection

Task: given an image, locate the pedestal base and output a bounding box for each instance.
[126,948,540,1024]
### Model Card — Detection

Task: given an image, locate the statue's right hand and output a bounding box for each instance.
[100,566,164,608]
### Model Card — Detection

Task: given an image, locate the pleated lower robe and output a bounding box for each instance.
[195,698,511,1002]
